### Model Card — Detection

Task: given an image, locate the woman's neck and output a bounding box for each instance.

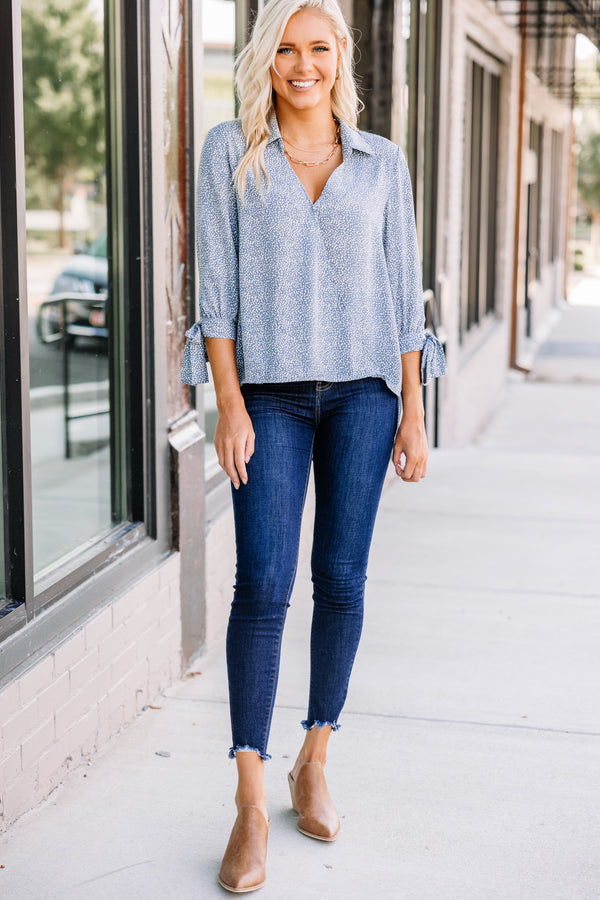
[274,103,338,147]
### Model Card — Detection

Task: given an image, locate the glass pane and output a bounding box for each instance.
[203,0,235,478]
[22,0,120,575]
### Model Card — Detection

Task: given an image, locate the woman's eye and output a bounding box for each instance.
[314,46,329,52]
[276,47,293,54]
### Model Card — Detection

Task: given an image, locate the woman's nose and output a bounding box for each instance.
[294,52,312,72]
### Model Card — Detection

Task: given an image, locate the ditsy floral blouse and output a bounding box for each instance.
[181,110,446,409]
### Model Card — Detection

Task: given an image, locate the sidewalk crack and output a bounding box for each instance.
[339,709,600,738]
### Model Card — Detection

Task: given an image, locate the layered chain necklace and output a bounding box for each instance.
[281,120,341,167]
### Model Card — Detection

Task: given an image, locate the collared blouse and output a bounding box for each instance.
[181,111,446,410]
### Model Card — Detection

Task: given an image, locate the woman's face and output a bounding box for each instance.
[270,11,343,114]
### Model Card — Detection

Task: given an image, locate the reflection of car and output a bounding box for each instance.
[36,232,108,346]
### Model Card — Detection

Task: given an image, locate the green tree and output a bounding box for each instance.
[577,132,600,215]
[575,51,600,260]
[21,0,105,248]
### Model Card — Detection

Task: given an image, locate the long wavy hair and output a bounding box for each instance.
[232,0,362,200]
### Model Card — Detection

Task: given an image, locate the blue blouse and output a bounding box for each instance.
[181,111,446,409]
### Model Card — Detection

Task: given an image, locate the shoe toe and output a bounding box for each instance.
[289,762,341,842]
[218,806,269,893]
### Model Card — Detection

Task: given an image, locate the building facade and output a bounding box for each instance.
[0,0,597,829]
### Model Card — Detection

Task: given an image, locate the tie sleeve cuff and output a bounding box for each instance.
[420,330,446,386]
[180,323,209,385]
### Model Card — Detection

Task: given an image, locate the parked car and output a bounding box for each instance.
[36,232,108,346]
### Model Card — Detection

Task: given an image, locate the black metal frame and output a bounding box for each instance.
[0,0,34,629]
[0,0,167,680]
[32,294,110,460]
[493,0,600,49]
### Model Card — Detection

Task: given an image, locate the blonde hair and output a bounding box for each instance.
[233,0,362,199]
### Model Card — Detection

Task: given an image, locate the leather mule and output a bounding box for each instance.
[218,805,270,893]
[288,761,341,841]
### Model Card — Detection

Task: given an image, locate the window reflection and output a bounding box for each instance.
[23,0,114,574]
[203,0,235,478]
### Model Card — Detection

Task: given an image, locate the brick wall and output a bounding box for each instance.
[0,553,182,832]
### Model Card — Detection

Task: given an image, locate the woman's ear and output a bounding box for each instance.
[335,39,345,74]
[337,37,347,72]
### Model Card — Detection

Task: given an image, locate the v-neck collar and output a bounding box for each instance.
[265,110,374,159]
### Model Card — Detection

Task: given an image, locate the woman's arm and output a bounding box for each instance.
[393,349,428,482]
[181,124,240,388]
[205,337,255,490]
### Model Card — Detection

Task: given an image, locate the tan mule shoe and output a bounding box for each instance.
[218,805,270,893]
[288,761,341,841]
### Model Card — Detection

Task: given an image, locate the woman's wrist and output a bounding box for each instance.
[400,393,425,422]
[216,387,245,413]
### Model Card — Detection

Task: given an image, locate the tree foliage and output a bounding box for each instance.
[577,132,600,217]
[21,0,105,244]
[575,52,600,219]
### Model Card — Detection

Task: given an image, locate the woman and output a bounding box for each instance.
[181,0,445,891]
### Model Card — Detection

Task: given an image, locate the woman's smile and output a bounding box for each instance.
[289,79,318,90]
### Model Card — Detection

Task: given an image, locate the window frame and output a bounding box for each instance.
[0,0,34,637]
[460,43,502,342]
[0,0,168,679]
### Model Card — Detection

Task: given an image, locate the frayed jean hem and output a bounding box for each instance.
[228,744,272,761]
[301,719,341,732]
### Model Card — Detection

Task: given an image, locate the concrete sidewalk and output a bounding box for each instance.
[1,303,599,899]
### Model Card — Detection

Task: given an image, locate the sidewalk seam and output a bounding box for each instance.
[156,695,600,739]
[365,579,600,600]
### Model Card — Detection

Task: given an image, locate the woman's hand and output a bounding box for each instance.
[395,348,428,482]
[393,413,428,482]
[214,395,255,489]
[203,337,255,489]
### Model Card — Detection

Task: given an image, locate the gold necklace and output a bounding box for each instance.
[282,122,341,167]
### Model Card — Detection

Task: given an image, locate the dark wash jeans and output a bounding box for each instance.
[227,378,398,760]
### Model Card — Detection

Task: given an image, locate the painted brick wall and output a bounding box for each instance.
[0,553,182,832]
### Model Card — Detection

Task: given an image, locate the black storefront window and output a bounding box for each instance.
[0,0,160,664]
[460,48,501,339]
[22,0,119,576]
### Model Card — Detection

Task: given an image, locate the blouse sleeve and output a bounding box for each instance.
[383,145,446,386]
[181,125,240,385]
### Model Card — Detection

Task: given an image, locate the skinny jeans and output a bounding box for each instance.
[227,378,398,760]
